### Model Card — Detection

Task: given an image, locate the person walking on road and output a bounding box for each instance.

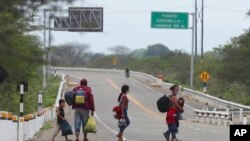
[52,99,69,141]
[168,85,184,140]
[125,68,130,79]
[72,79,95,141]
[164,102,178,141]
[117,85,130,141]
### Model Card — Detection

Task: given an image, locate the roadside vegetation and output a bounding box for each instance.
[0,0,77,114]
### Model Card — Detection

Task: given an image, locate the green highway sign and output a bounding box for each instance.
[151,12,189,29]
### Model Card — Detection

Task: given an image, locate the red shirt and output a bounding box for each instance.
[166,107,177,124]
[120,95,129,110]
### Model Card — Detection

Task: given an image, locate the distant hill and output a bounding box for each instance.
[144,43,170,57]
[131,49,147,59]
[131,43,170,58]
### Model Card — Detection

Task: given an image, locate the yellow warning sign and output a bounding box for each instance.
[200,71,210,82]
[112,58,118,65]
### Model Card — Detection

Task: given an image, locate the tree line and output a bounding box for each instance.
[51,25,250,105]
[0,0,80,114]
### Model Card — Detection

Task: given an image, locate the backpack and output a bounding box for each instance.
[74,88,87,106]
[157,95,171,113]
[64,91,74,106]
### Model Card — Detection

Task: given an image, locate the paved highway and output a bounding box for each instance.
[32,71,229,141]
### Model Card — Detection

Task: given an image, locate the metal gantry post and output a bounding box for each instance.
[43,9,47,89]
[48,15,52,78]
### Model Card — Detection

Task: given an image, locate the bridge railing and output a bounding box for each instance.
[194,110,232,126]
[0,73,65,141]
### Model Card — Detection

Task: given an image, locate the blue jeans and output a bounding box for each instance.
[74,109,89,134]
[119,108,130,132]
[165,123,178,140]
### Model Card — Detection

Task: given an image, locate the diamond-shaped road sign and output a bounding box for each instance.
[0,66,8,84]
[200,71,210,82]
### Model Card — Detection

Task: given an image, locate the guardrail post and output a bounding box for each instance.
[218,113,221,126]
[211,112,215,125]
[195,114,199,122]
[194,110,199,122]
[223,113,228,126]
[243,115,247,125]
[239,108,243,121]
[201,112,204,123]
[206,112,210,124]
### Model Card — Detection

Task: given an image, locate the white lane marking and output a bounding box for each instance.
[95,113,130,141]
[94,114,117,135]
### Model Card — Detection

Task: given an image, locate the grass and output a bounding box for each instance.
[43,77,61,108]
[40,121,53,131]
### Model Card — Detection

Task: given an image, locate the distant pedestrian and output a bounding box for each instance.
[117,85,130,141]
[72,79,95,141]
[52,99,70,141]
[125,68,130,79]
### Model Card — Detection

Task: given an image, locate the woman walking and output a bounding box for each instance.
[164,84,184,141]
[117,85,130,141]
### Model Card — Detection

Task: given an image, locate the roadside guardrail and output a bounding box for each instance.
[194,110,232,126]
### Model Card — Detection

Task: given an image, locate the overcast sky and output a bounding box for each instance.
[38,0,250,54]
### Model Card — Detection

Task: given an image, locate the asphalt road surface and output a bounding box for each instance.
[32,71,229,141]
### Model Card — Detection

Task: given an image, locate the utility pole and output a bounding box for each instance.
[195,0,198,58]
[201,0,204,58]
[190,13,195,88]
[48,14,52,78]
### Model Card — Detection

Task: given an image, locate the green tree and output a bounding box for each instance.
[145,43,170,57]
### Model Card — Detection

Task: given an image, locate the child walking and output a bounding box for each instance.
[52,99,69,141]
[163,103,180,141]
[176,97,185,129]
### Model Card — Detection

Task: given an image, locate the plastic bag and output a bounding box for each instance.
[84,117,97,133]
[118,119,126,128]
[60,120,73,136]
